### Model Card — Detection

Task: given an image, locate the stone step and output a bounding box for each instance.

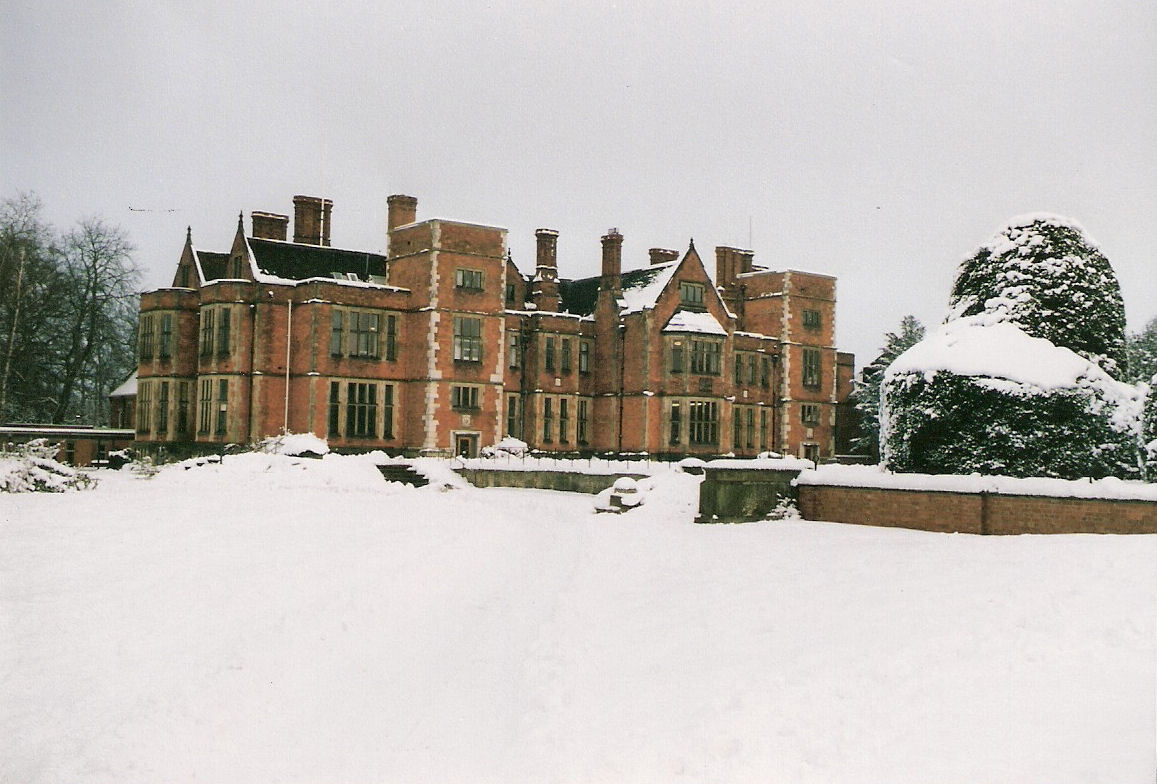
[376,463,429,487]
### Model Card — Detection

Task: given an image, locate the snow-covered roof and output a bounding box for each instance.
[662,309,727,336]
[619,262,679,314]
[110,371,137,398]
[0,425,135,438]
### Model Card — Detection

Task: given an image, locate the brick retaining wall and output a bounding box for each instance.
[797,484,1157,535]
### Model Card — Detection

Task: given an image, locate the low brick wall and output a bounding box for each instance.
[798,484,983,533]
[983,493,1157,535]
[455,468,644,494]
[797,484,1157,535]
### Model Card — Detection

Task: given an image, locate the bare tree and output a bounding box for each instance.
[0,193,59,423]
[50,218,139,423]
[0,194,140,425]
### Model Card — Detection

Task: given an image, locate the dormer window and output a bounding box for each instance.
[679,281,705,307]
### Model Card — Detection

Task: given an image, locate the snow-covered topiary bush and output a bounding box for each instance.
[0,439,96,492]
[948,214,1127,378]
[881,319,1144,479]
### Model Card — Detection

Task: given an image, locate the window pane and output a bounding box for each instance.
[330,311,344,356]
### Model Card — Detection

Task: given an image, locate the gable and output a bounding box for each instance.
[650,245,734,327]
[172,238,200,288]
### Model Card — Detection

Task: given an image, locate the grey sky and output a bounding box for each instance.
[3,0,1154,367]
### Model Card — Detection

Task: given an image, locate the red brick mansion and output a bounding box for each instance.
[132,194,854,459]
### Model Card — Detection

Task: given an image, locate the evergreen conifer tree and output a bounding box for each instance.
[948,215,1127,377]
[1126,317,1157,385]
[882,215,1143,479]
[852,315,924,461]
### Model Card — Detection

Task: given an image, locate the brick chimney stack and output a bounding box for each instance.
[715,245,753,289]
[252,211,289,241]
[738,249,754,276]
[535,228,559,274]
[600,229,623,292]
[386,194,418,258]
[531,228,561,312]
[387,194,418,232]
[649,248,680,266]
[292,195,332,246]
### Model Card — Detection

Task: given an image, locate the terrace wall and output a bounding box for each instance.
[796,483,1157,535]
[696,463,1157,533]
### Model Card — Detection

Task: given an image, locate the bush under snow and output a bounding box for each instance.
[254,432,330,457]
[0,439,95,493]
[881,318,1144,479]
[881,214,1145,480]
[1144,376,1157,475]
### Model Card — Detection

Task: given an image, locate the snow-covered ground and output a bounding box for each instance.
[1,453,1154,783]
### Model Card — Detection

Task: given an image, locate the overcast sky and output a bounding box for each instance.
[3,0,1154,366]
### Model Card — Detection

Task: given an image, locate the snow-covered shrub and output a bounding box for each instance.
[881,319,1143,480]
[1144,377,1157,477]
[106,448,133,470]
[480,437,529,458]
[130,454,160,478]
[255,432,329,457]
[0,439,95,492]
[948,214,1127,378]
[765,496,800,521]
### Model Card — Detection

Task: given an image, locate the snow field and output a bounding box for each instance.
[1,454,1154,783]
